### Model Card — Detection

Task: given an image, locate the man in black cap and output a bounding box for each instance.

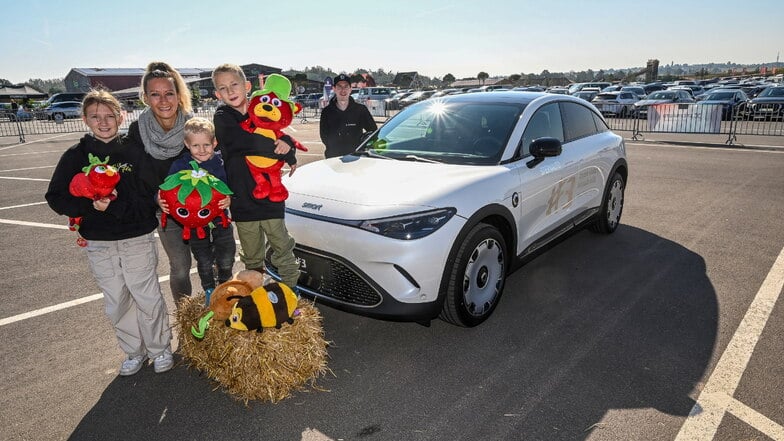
[319,73,378,158]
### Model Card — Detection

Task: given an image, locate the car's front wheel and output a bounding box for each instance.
[440,223,506,327]
[590,171,625,234]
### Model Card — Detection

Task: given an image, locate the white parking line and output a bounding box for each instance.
[0,133,75,151]
[0,176,50,182]
[0,218,69,229]
[0,165,55,172]
[0,202,49,211]
[676,246,784,440]
[0,149,66,157]
[0,272,193,328]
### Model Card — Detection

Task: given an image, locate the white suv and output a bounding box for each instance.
[268,92,628,327]
[355,87,397,104]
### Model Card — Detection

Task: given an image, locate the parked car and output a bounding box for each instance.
[266,92,628,327]
[512,86,545,92]
[13,107,36,121]
[0,103,13,121]
[568,82,611,95]
[747,85,784,120]
[355,87,397,105]
[384,91,413,110]
[42,92,87,107]
[430,88,459,98]
[591,91,639,117]
[572,89,600,102]
[642,83,667,94]
[398,90,436,108]
[620,86,647,99]
[44,101,82,120]
[633,90,695,118]
[696,89,749,120]
[295,93,322,109]
[546,87,569,95]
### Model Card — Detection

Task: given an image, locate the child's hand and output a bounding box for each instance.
[157,190,170,214]
[218,196,231,210]
[274,138,291,155]
[93,197,111,212]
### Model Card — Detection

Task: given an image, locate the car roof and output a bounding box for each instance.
[429,90,581,107]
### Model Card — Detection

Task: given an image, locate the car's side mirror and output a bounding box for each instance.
[527,137,562,168]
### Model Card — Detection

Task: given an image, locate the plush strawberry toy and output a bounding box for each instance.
[240,74,308,202]
[159,161,233,240]
[68,153,120,238]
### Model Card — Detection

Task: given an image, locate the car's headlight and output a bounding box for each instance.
[358,208,456,240]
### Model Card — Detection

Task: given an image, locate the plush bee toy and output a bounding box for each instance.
[225,282,298,332]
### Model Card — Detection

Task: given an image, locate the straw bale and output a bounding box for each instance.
[175,293,330,404]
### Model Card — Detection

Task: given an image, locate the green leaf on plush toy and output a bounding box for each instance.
[209,176,233,196]
[82,153,111,174]
[160,161,233,206]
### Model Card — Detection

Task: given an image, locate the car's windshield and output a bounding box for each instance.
[357,99,525,165]
[759,87,784,98]
[648,91,676,100]
[706,92,735,101]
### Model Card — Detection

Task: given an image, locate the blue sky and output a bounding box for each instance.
[2,0,782,84]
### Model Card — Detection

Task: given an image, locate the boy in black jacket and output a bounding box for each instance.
[211,63,300,289]
[46,90,173,376]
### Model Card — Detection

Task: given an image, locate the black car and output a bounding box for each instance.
[747,85,784,120]
[696,89,749,120]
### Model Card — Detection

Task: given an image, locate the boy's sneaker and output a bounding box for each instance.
[153,351,174,374]
[119,354,147,376]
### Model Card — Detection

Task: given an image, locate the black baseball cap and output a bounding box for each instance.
[334,73,351,86]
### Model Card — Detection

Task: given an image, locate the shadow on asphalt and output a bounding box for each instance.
[68,225,717,441]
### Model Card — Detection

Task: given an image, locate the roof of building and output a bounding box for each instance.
[0,84,47,99]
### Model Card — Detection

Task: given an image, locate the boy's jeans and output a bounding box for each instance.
[189,223,237,291]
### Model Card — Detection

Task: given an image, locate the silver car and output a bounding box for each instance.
[44,101,82,120]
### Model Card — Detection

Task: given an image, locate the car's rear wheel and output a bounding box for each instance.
[440,223,506,327]
[590,171,625,234]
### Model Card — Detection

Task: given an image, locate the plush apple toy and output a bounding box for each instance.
[159,161,233,240]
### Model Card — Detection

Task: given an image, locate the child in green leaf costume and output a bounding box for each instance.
[160,118,236,295]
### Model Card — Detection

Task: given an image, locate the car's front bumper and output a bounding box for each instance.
[265,210,467,321]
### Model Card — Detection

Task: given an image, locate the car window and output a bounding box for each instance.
[519,102,564,157]
[561,101,600,142]
[364,101,524,165]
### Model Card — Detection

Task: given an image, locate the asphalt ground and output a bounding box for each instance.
[0,123,783,441]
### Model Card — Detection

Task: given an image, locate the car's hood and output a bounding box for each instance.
[635,99,673,106]
[698,100,733,105]
[283,156,506,219]
[750,97,784,104]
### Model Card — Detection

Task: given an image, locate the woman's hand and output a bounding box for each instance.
[218,196,231,210]
[157,190,170,214]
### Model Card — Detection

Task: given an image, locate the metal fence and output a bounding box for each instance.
[2,100,781,145]
[597,102,783,144]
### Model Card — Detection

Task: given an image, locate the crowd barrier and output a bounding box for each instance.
[2,100,781,145]
[599,102,783,144]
